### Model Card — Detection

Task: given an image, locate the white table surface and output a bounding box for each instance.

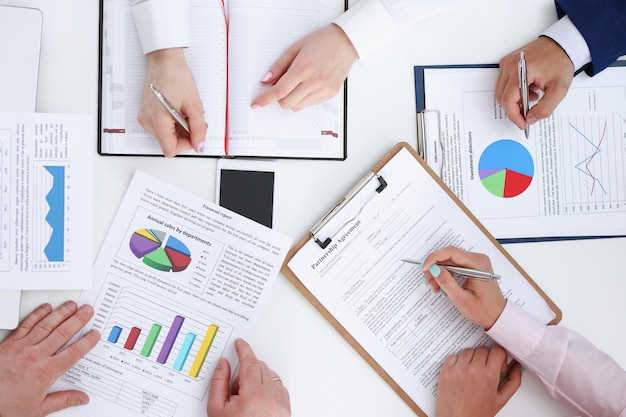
[1,0,625,416]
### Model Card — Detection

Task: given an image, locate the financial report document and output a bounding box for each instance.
[286,146,557,416]
[52,171,292,417]
[0,112,92,290]
[418,65,626,240]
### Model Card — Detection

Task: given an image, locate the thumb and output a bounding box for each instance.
[41,390,89,415]
[207,358,231,416]
[496,363,522,408]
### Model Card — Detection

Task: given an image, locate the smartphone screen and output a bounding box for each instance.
[218,169,274,228]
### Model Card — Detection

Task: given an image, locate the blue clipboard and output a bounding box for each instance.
[412,61,626,244]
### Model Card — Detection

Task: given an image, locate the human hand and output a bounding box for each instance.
[435,345,522,417]
[0,301,99,417]
[207,338,290,417]
[251,23,358,111]
[496,36,574,130]
[422,246,506,329]
[138,47,207,157]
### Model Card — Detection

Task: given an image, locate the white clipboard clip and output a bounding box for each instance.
[416,109,444,177]
[310,172,387,249]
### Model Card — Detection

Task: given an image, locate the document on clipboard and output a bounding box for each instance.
[414,63,626,242]
[282,143,561,417]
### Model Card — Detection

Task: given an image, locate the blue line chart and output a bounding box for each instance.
[568,120,608,196]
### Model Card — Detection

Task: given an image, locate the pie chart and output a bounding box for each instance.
[478,140,534,198]
[129,228,192,272]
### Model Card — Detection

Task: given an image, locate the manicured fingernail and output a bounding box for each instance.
[440,289,447,297]
[260,71,273,82]
[251,104,262,110]
[429,264,441,278]
[196,141,205,153]
[421,276,427,285]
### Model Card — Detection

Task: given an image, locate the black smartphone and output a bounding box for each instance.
[216,159,276,228]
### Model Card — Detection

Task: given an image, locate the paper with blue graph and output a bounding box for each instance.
[52,170,292,417]
[414,64,626,241]
[0,112,93,289]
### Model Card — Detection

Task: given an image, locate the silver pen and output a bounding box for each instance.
[401,259,501,282]
[149,83,190,133]
[518,51,530,139]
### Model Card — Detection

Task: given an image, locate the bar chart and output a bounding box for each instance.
[92,280,233,399]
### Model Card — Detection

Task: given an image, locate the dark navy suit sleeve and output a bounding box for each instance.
[555,0,626,75]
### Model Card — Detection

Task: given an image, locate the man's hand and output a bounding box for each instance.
[0,301,99,417]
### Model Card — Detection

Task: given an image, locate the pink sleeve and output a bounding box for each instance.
[487,301,626,417]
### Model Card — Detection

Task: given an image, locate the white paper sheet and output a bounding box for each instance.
[52,170,292,417]
[287,146,557,416]
[421,66,626,240]
[0,112,93,290]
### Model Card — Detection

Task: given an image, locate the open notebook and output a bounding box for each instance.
[0,5,43,328]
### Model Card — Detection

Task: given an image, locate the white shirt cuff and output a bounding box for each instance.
[132,0,192,54]
[542,15,591,72]
[333,0,399,60]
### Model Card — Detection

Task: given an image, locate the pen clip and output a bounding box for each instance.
[416,109,444,178]
[310,172,387,249]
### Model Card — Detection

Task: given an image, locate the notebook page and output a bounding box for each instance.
[226,0,345,158]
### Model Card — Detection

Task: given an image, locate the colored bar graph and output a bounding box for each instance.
[124,327,142,351]
[173,332,197,371]
[189,324,218,378]
[141,324,162,357]
[107,326,122,343]
[157,315,185,364]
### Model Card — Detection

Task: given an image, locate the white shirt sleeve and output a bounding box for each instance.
[332,0,457,60]
[487,301,626,417]
[542,15,591,72]
[131,0,192,54]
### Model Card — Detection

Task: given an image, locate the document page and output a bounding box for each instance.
[52,171,292,417]
[420,66,626,239]
[0,112,93,290]
[287,147,557,416]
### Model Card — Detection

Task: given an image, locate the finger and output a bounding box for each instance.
[486,345,508,371]
[40,390,89,416]
[7,303,53,341]
[54,329,100,373]
[182,101,207,154]
[152,116,193,157]
[235,339,262,385]
[207,358,231,416]
[525,83,569,125]
[253,74,303,109]
[262,43,301,85]
[41,304,95,353]
[497,363,522,407]
[24,301,78,345]
[277,82,313,111]
[457,347,475,364]
[471,346,490,364]
[440,352,459,371]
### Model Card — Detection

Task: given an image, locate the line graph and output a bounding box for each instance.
[560,113,626,213]
[569,120,607,195]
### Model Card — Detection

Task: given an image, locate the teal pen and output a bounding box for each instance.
[401,259,501,282]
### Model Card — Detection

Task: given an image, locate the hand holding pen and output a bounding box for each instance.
[417,247,507,329]
[138,48,207,157]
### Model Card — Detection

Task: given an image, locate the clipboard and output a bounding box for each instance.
[281,142,561,417]
[413,63,626,243]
